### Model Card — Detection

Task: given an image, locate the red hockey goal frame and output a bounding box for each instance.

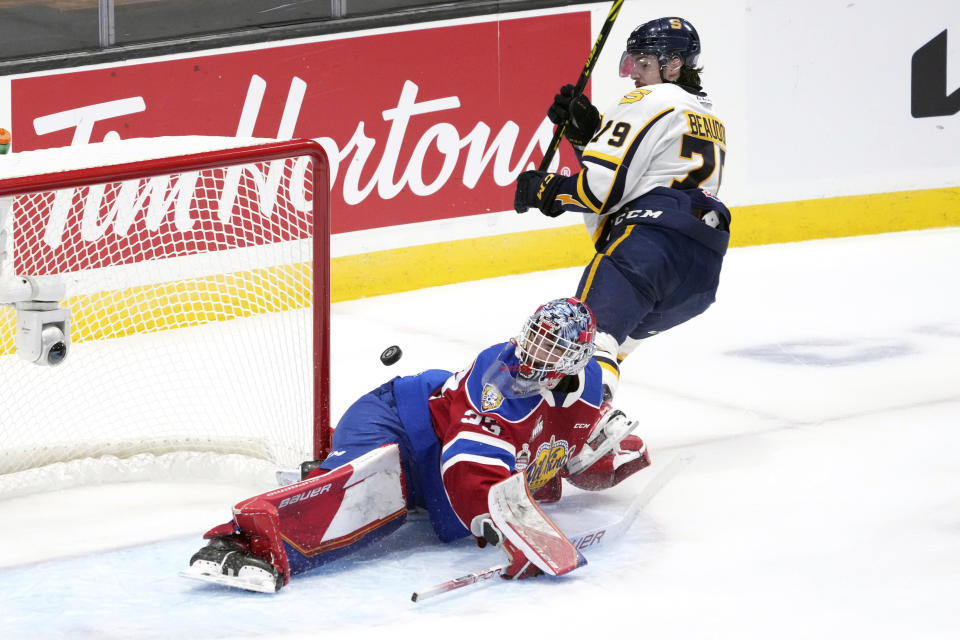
[0,137,331,463]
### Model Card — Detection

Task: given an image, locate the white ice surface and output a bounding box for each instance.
[2,228,959,639]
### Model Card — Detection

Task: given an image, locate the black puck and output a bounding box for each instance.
[380,345,402,366]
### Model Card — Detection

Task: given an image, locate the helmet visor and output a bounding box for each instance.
[619,51,661,78]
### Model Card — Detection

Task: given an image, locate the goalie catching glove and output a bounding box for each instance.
[565,434,650,491]
[564,408,651,490]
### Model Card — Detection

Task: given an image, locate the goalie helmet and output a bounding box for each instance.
[619,17,701,77]
[515,297,597,386]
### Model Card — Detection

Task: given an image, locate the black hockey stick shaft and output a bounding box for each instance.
[538,0,625,172]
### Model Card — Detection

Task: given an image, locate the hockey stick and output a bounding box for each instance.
[410,454,692,602]
[410,562,510,602]
[538,0,625,172]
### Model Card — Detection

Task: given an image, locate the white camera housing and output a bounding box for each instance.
[15,303,71,366]
[1,276,71,366]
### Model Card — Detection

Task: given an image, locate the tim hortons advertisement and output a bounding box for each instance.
[9,14,589,274]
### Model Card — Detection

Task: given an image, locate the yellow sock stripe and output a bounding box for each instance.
[597,359,621,379]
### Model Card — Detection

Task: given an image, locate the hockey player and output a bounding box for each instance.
[514,17,732,400]
[182,298,651,592]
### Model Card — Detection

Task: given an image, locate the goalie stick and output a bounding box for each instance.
[538,0,624,172]
[410,454,692,602]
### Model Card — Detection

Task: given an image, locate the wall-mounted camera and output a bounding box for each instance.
[15,302,71,366]
[1,276,72,366]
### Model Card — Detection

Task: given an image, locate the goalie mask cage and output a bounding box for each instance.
[0,137,330,499]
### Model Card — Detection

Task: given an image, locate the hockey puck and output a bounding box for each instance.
[380,345,402,366]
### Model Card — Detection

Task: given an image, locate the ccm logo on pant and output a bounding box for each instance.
[613,209,662,225]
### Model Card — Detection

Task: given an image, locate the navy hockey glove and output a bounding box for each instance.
[547,84,601,148]
[514,170,564,217]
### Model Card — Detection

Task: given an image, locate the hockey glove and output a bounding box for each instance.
[565,408,640,476]
[472,515,542,580]
[564,434,651,491]
[514,170,564,216]
[547,84,601,149]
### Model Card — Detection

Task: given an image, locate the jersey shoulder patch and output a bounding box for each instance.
[607,84,684,125]
[464,343,541,422]
[618,87,653,105]
[480,383,504,411]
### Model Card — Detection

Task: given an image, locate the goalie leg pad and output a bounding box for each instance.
[238,443,408,578]
[182,444,408,591]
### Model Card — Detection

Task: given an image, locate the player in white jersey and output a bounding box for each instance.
[514,16,732,400]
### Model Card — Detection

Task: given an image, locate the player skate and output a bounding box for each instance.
[181,536,284,594]
[181,444,408,593]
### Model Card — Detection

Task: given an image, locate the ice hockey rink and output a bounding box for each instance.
[1,227,958,640]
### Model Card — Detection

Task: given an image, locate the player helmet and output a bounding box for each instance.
[515,297,597,386]
[619,17,701,78]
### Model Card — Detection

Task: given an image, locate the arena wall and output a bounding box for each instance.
[1,0,957,302]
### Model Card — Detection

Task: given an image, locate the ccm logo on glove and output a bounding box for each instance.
[513,170,565,217]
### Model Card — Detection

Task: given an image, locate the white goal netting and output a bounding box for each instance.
[0,136,329,499]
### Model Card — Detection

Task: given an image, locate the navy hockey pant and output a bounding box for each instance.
[576,224,723,344]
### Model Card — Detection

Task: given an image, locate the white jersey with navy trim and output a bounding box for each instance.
[555,83,727,244]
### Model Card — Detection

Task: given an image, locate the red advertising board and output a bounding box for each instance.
[11,13,590,245]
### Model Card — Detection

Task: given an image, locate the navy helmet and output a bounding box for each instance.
[622,17,701,74]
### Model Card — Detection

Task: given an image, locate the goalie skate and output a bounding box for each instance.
[179,538,283,594]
